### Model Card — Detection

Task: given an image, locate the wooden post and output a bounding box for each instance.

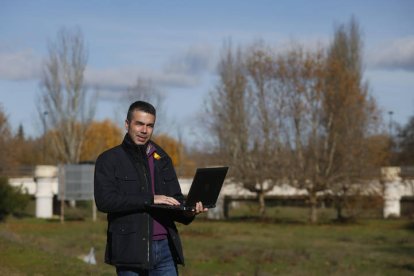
[223,196,230,219]
[59,164,65,224]
[92,198,97,222]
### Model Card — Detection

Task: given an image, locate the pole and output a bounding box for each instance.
[42,111,48,164]
[388,111,394,137]
[388,111,394,165]
[59,164,65,224]
[92,198,97,222]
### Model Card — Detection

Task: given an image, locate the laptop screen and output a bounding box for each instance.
[185,166,228,208]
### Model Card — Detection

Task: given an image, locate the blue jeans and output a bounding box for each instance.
[116,239,178,276]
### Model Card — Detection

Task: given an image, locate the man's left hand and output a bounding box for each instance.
[185,201,208,217]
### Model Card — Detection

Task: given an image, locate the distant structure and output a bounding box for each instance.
[382,167,414,218]
[9,165,57,218]
[8,166,414,219]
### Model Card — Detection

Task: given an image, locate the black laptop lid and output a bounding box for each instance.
[185,166,228,208]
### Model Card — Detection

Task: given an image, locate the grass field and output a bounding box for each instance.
[0,205,413,275]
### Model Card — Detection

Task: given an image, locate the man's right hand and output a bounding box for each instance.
[153,195,180,205]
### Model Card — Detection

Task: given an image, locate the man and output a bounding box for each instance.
[94,101,206,275]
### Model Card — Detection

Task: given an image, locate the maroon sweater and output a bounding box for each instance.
[147,143,168,240]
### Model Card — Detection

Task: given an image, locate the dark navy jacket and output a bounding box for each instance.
[94,134,194,269]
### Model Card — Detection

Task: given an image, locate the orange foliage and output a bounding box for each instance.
[152,134,198,177]
[80,120,123,162]
[152,134,183,167]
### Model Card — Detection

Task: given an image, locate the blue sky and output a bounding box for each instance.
[1,0,413,144]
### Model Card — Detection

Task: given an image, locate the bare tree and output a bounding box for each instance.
[205,43,249,194]
[206,43,249,161]
[276,46,327,223]
[205,42,283,215]
[244,43,286,215]
[38,27,94,164]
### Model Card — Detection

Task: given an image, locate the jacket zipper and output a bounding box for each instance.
[143,166,151,266]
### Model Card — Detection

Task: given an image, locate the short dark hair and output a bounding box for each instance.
[127,101,156,121]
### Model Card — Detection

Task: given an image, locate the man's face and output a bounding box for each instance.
[125,110,155,145]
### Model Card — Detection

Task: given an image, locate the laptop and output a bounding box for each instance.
[151,166,229,211]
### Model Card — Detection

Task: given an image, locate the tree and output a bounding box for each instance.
[38,27,94,164]
[0,105,17,176]
[13,137,44,166]
[280,19,382,223]
[323,18,382,221]
[243,43,286,215]
[16,124,24,140]
[396,115,414,165]
[0,177,30,221]
[275,45,328,223]
[153,134,184,168]
[0,177,30,222]
[205,43,282,216]
[205,43,249,168]
[205,19,385,222]
[80,120,123,162]
[11,124,42,167]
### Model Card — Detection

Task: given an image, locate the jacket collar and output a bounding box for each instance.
[121,134,147,159]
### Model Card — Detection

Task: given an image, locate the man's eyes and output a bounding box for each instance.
[135,122,154,128]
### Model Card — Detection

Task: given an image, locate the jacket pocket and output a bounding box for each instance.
[108,223,147,264]
[115,171,141,194]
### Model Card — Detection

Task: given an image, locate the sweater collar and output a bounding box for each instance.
[146,142,157,157]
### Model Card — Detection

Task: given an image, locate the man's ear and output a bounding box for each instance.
[124,120,129,131]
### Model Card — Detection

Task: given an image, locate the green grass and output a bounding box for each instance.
[0,206,414,275]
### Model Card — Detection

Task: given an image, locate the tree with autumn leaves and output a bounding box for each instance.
[0,113,191,172]
[281,19,386,222]
[205,18,388,222]
[80,120,123,162]
[80,121,192,171]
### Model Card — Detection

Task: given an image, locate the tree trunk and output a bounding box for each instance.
[335,195,345,221]
[309,193,318,224]
[336,205,343,221]
[259,191,266,217]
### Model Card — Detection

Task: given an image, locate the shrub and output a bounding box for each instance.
[0,176,31,221]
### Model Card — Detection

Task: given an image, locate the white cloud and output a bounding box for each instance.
[0,49,41,80]
[163,44,216,76]
[0,46,205,92]
[0,40,210,91]
[85,44,215,93]
[85,64,201,93]
[367,36,414,71]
